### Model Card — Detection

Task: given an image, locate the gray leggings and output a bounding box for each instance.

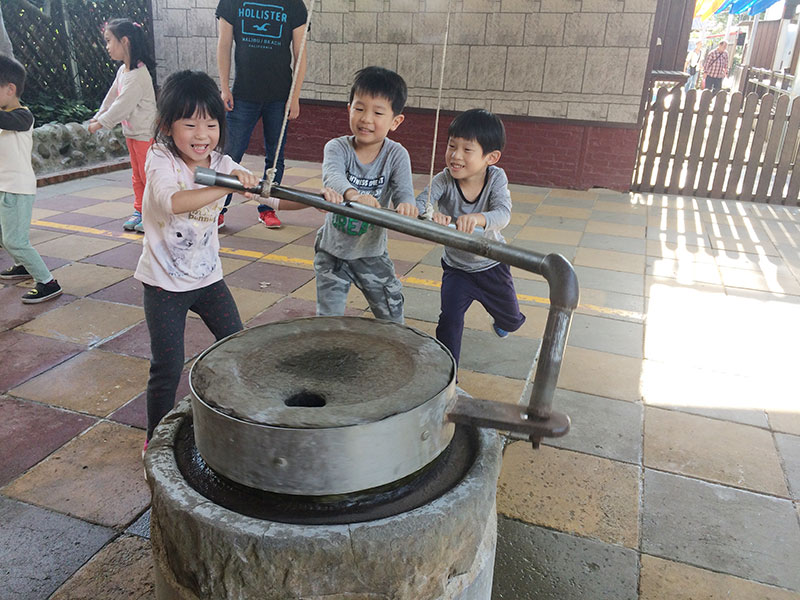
[143,280,242,439]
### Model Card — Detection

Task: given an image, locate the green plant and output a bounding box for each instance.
[26,92,96,125]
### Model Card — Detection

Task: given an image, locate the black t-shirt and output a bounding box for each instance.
[216,0,308,102]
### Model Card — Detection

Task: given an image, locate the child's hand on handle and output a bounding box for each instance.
[455,214,486,234]
[396,202,419,218]
[87,121,102,134]
[351,193,380,208]
[432,212,451,226]
[321,187,344,204]
[230,169,259,199]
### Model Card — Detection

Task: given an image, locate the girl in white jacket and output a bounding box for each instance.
[89,18,156,232]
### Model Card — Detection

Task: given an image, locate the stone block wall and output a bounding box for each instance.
[32,123,129,176]
[151,0,658,189]
[152,0,655,125]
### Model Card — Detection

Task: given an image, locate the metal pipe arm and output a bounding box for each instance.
[195,167,579,445]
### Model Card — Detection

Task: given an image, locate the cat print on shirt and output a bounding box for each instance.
[155,216,216,279]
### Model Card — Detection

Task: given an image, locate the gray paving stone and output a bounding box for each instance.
[775,433,800,500]
[0,496,115,599]
[546,389,643,464]
[401,286,441,323]
[575,289,645,323]
[493,516,639,600]
[567,312,643,358]
[419,245,445,267]
[513,277,551,299]
[527,215,588,231]
[509,239,578,262]
[460,329,538,380]
[574,266,645,296]
[125,509,151,539]
[503,224,523,239]
[541,195,596,209]
[579,232,647,255]
[512,201,544,214]
[589,210,648,226]
[642,469,800,591]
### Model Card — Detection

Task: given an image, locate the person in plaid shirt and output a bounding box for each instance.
[703,41,729,92]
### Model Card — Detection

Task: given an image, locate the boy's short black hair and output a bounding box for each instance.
[349,66,407,115]
[0,54,27,97]
[448,108,506,154]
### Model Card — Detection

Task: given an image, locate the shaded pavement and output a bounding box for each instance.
[2,156,800,599]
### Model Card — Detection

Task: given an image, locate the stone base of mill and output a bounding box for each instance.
[145,399,504,600]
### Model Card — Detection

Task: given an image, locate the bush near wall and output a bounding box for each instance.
[3,0,154,124]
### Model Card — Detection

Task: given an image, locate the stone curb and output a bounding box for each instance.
[36,158,132,188]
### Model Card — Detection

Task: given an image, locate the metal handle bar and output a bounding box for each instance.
[196,167,579,446]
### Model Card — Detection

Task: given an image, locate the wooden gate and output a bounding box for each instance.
[632,87,800,205]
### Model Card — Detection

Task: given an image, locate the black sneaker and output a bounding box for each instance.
[21,279,62,304]
[0,264,31,280]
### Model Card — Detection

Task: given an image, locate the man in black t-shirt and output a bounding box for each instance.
[216,0,308,228]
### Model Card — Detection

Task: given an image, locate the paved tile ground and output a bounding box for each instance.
[2,156,800,599]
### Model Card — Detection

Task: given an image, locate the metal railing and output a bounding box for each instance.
[739,65,795,98]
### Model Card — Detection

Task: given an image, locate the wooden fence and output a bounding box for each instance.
[632,87,800,205]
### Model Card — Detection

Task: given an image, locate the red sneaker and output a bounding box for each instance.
[258,210,282,228]
[217,213,225,229]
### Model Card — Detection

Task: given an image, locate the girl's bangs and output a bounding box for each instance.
[176,97,213,121]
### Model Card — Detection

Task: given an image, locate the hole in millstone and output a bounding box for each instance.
[284,390,327,407]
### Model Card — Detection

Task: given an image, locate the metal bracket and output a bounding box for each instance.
[447,395,570,448]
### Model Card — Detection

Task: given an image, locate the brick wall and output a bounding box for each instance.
[249,101,639,191]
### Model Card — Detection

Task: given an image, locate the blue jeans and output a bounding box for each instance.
[222,98,288,214]
[685,71,698,92]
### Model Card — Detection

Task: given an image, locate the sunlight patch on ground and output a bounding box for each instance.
[642,279,799,414]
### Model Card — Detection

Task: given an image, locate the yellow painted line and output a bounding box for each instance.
[401,276,644,322]
[32,219,141,240]
[218,247,265,260]
[403,276,442,288]
[32,219,644,321]
[261,253,314,267]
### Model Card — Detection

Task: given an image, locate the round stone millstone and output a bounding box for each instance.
[190,316,455,428]
[188,317,461,495]
[145,399,503,600]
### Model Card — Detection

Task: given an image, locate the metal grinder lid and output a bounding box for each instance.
[190,317,455,429]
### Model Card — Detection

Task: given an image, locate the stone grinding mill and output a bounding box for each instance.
[144,169,579,600]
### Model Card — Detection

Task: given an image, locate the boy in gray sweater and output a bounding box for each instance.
[315,66,417,322]
[415,109,525,366]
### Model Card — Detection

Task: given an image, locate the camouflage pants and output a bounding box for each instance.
[313,249,404,323]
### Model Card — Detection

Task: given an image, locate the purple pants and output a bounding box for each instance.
[436,261,526,365]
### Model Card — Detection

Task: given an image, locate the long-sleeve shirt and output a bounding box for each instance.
[703,49,729,79]
[319,136,415,260]
[94,64,156,141]
[415,165,512,272]
[134,145,243,292]
[0,106,35,195]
